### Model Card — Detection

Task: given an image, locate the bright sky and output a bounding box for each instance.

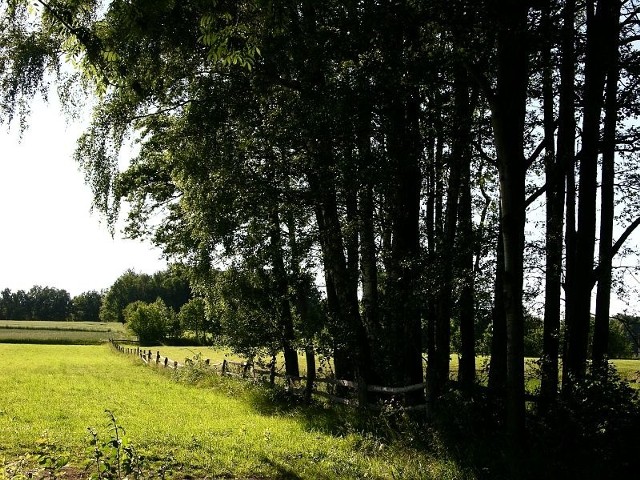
[0,94,166,297]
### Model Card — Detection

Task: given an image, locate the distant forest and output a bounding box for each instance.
[0,266,191,323]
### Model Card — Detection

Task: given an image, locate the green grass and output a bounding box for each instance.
[0,321,131,345]
[0,344,468,479]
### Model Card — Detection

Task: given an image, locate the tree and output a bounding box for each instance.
[178,297,207,344]
[100,270,157,323]
[123,298,172,345]
[100,267,191,323]
[28,285,71,320]
[71,290,102,321]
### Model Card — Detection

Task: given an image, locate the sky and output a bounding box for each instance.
[0,95,166,297]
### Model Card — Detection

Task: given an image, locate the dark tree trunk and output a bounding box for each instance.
[299,0,372,390]
[490,0,529,443]
[489,223,507,401]
[310,168,370,385]
[357,97,379,347]
[304,341,316,402]
[426,93,443,407]
[540,0,569,411]
[429,118,461,401]
[593,0,621,375]
[381,8,424,400]
[269,208,299,378]
[566,0,617,384]
[454,66,476,393]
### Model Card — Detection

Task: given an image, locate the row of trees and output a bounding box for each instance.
[0,266,192,322]
[0,286,101,321]
[2,0,640,445]
[99,266,192,322]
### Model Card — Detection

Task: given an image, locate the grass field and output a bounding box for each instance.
[0,344,466,479]
[0,321,132,344]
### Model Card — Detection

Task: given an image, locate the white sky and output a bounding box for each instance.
[0,95,166,297]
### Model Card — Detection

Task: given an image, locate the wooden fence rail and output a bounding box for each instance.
[109,339,535,411]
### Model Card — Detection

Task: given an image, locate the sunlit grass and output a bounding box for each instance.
[0,344,468,479]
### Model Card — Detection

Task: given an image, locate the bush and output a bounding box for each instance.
[531,366,640,479]
[123,299,173,345]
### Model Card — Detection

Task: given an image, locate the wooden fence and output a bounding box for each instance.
[109,339,531,411]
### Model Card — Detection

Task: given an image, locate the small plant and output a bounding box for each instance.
[86,410,146,480]
[36,431,70,479]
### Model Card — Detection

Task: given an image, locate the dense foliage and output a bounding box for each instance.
[122,298,174,345]
[0,286,74,321]
[99,266,191,323]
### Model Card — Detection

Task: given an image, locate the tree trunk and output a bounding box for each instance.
[454,66,476,393]
[428,121,461,401]
[489,224,507,400]
[565,0,616,384]
[299,0,372,389]
[593,0,621,376]
[540,0,569,411]
[381,9,424,400]
[269,207,299,378]
[304,341,316,402]
[490,0,529,443]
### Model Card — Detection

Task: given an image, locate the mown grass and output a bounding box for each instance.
[0,321,132,345]
[0,344,468,479]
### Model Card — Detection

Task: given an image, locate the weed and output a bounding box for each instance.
[86,410,171,480]
[36,431,70,479]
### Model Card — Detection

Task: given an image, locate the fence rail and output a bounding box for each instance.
[109,339,536,410]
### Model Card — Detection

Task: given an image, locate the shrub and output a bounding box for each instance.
[123,299,173,346]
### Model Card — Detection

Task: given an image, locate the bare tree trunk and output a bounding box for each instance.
[429,117,461,400]
[381,10,424,401]
[490,0,529,443]
[454,66,476,393]
[270,207,299,378]
[593,0,621,375]
[300,0,372,390]
[489,225,507,400]
[540,0,569,411]
[566,0,617,384]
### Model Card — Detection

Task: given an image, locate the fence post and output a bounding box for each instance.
[222,359,228,376]
[156,351,160,364]
[164,357,168,368]
[242,362,250,379]
[174,360,178,369]
[269,356,276,386]
[357,376,368,411]
[205,358,210,366]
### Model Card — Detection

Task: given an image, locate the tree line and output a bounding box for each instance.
[2,0,640,452]
[0,286,100,321]
[0,266,192,323]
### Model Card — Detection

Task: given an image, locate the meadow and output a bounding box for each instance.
[0,320,131,344]
[0,344,466,479]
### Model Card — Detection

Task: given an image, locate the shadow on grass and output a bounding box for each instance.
[242,377,640,480]
[259,457,303,480]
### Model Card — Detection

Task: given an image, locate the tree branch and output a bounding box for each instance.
[593,216,640,282]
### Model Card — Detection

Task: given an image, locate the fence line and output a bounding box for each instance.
[108,339,534,411]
